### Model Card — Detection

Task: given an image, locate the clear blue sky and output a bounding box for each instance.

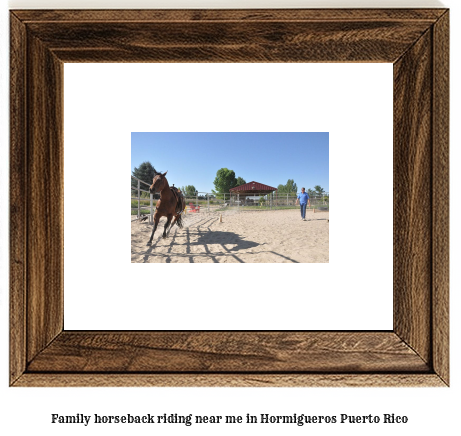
[131,132,329,194]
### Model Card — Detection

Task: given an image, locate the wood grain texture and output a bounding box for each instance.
[13,374,446,388]
[26,34,64,361]
[9,9,449,387]
[14,9,447,64]
[432,11,449,385]
[27,332,429,373]
[26,20,432,63]
[393,29,433,364]
[12,9,447,22]
[9,13,28,385]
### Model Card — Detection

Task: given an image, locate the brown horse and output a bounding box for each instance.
[147,172,186,245]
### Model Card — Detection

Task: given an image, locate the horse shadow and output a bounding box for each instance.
[190,230,261,252]
[134,227,301,263]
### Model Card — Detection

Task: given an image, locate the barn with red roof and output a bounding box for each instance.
[229,181,278,206]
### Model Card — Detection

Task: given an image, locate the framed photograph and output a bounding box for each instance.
[128,131,330,264]
[10,9,449,387]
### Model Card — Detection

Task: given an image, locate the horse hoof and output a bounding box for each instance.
[146,241,152,246]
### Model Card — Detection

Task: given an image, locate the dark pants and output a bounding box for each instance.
[300,203,307,219]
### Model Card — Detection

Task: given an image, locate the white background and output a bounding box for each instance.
[1,1,459,436]
[64,63,392,331]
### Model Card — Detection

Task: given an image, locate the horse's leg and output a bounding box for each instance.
[166,215,179,237]
[162,215,173,238]
[147,214,160,245]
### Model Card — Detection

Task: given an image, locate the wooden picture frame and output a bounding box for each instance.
[10,9,449,387]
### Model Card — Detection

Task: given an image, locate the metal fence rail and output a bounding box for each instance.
[200,192,329,211]
[177,192,329,213]
[132,175,328,222]
[131,175,153,223]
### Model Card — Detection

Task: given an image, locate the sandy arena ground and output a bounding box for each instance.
[131,209,329,263]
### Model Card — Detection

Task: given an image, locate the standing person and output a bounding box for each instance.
[296,187,311,221]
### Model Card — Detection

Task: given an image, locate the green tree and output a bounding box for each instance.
[278,179,298,194]
[285,179,297,194]
[314,185,325,196]
[132,161,157,192]
[213,168,237,194]
[181,185,197,197]
[235,176,246,187]
[307,188,315,197]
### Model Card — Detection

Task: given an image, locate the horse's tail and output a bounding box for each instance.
[175,195,186,229]
[175,213,184,229]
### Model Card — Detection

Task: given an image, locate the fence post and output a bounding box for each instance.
[137,179,140,219]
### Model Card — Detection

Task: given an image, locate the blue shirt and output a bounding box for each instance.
[297,192,309,205]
